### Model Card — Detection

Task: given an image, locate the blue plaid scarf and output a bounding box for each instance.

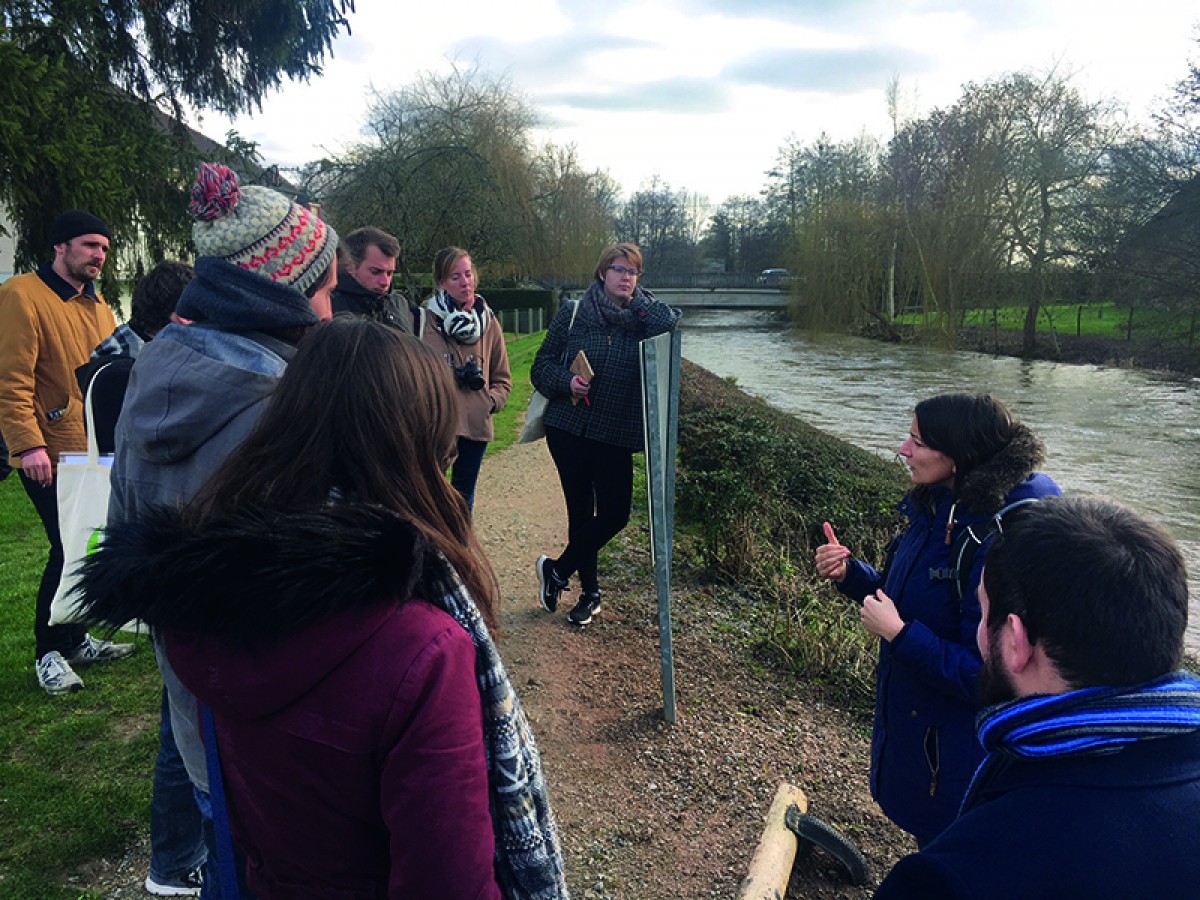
[419,552,569,900]
[963,672,1200,811]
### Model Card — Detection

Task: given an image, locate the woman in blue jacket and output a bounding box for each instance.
[815,393,1061,846]
[531,242,679,627]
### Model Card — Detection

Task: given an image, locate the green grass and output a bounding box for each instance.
[489,331,545,455]
[897,301,1198,342]
[0,476,160,898]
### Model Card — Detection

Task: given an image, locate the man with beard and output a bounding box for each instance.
[330,226,415,334]
[874,496,1200,900]
[0,211,134,695]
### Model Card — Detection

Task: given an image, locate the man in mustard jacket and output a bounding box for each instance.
[0,211,134,695]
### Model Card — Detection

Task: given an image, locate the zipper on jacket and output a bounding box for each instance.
[924,726,941,797]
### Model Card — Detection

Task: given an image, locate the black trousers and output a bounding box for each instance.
[19,471,86,660]
[546,426,633,594]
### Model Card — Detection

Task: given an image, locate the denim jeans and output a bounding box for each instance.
[149,688,207,887]
[450,437,488,511]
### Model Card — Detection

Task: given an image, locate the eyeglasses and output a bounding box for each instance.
[608,265,641,278]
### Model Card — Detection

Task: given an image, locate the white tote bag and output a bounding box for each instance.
[519,299,579,444]
[518,390,550,443]
[48,367,114,626]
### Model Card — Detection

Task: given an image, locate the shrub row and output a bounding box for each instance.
[675,360,908,709]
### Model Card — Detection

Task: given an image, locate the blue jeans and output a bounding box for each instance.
[450,437,488,511]
[149,688,207,886]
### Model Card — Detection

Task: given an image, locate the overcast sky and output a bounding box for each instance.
[204,0,1200,206]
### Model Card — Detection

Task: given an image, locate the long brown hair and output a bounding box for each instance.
[187,316,499,626]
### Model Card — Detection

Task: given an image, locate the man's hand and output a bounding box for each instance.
[21,447,52,486]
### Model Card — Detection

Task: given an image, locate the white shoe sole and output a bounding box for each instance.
[144,875,202,896]
[568,602,601,626]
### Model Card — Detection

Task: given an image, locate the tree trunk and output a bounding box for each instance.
[1022,266,1044,353]
[1022,298,1040,353]
[886,233,896,320]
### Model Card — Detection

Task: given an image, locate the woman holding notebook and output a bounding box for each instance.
[530,242,680,626]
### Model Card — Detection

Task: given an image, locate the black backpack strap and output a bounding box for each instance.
[945,498,1042,600]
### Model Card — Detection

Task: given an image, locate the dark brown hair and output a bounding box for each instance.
[187,316,499,626]
[340,227,400,267]
[129,260,193,339]
[983,496,1186,687]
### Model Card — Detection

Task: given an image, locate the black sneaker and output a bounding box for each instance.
[568,591,602,626]
[537,556,566,612]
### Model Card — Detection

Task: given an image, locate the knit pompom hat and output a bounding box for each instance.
[188,162,337,295]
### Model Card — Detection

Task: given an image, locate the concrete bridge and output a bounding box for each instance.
[647,287,796,310]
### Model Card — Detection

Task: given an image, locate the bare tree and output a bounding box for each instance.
[974,69,1121,350]
[310,64,538,292]
[528,143,620,282]
[616,176,699,273]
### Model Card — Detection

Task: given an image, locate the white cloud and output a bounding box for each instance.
[200,0,1200,204]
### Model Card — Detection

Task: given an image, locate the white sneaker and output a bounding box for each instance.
[36,651,84,694]
[67,633,136,665]
[145,867,203,896]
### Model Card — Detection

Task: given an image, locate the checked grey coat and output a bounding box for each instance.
[531,285,680,450]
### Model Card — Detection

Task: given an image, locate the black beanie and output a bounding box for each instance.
[49,210,111,247]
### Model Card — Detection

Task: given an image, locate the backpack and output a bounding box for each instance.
[929,498,1041,600]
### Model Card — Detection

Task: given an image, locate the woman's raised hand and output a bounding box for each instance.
[815,521,850,583]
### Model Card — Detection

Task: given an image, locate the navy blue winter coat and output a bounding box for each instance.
[839,427,1061,844]
[874,727,1200,899]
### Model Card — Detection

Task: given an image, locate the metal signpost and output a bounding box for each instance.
[640,328,682,724]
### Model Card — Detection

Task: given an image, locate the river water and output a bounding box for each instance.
[679,309,1200,653]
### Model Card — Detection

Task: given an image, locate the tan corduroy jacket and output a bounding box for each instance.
[0,271,116,470]
[418,306,512,443]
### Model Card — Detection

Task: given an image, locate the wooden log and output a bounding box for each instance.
[735,781,809,900]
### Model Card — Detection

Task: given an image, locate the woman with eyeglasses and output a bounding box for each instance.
[814,393,1061,848]
[531,242,680,626]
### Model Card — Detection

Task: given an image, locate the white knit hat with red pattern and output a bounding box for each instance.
[188,162,337,294]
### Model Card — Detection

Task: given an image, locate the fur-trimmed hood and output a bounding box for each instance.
[954,421,1046,514]
[75,504,425,647]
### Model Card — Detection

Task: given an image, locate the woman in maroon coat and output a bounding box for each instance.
[76,318,566,899]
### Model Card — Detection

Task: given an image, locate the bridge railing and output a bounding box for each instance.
[644,272,765,289]
[534,272,773,292]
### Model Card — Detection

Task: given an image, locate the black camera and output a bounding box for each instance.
[454,358,486,391]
